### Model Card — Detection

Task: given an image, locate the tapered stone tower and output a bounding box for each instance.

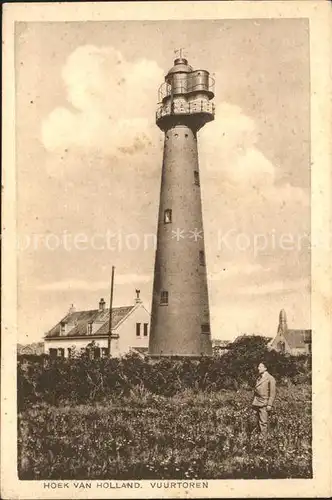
[149,54,215,357]
[278,309,288,335]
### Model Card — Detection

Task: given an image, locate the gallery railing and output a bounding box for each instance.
[156,99,215,120]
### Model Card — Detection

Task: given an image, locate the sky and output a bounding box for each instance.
[15,19,311,343]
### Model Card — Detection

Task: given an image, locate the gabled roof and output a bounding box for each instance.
[45,306,134,339]
[283,329,312,349]
[93,307,135,335]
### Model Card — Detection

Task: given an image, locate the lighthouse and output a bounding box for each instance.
[149,53,215,357]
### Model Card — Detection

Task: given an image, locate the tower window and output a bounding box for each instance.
[201,323,210,334]
[164,209,172,224]
[160,291,169,305]
[136,322,141,337]
[194,170,200,186]
[199,250,205,266]
[144,323,149,337]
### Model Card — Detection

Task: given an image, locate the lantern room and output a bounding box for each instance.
[158,57,215,101]
[156,54,215,131]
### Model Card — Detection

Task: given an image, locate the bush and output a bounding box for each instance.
[17,337,311,410]
[17,338,312,480]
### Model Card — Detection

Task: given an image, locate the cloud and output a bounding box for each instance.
[200,102,275,187]
[208,262,264,281]
[236,277,310,296]
[199,102,309,285]
[36,274,152,291]
[210,276,311,341]
[41,47,309,211]
[39,47,310,317]
[41,45,163,157]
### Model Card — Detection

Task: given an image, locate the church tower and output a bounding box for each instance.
[149,53,215,357]
[278,309,288,335]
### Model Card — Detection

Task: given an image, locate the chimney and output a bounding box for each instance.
[135,289,142,304]
[99,298,106,312]
[68,304,76,314]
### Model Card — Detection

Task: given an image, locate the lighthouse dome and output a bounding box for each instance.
[166,57,193,76]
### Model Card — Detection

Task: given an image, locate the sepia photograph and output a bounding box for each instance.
[1,1,331,499]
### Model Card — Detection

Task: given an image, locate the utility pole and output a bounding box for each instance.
[108,266,115,357]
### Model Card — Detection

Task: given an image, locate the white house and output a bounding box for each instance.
[44,293,150,358]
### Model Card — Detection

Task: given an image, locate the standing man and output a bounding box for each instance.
[252,362,276,436]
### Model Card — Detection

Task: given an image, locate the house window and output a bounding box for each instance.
[199,250,205,266]
[87,323,93,335]
[60,322,66,335]
[136,322,141,337]
[94,347,101,359]
[164,209,172,224]
[194,170,200,186]
[58,348,65,358]
[160,290,169,305]
[144,323,149,337]
[49,348,57,358]
[201,323,210,334]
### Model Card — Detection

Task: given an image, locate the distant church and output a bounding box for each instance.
[269,309,311,356]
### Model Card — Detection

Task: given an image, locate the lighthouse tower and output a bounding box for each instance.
[149,53,215,357]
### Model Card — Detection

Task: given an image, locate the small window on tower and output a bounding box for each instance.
[201,323,210,334]
[199,250,205,266]
[164,209,172,224]
[144,323,149,337]
[160,291,169,306]
[194,170,200,186]
[136,323,141,337]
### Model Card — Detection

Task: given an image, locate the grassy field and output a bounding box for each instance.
[18,384,311,480]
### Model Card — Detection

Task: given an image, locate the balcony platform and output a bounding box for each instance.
[156,99,215,131]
